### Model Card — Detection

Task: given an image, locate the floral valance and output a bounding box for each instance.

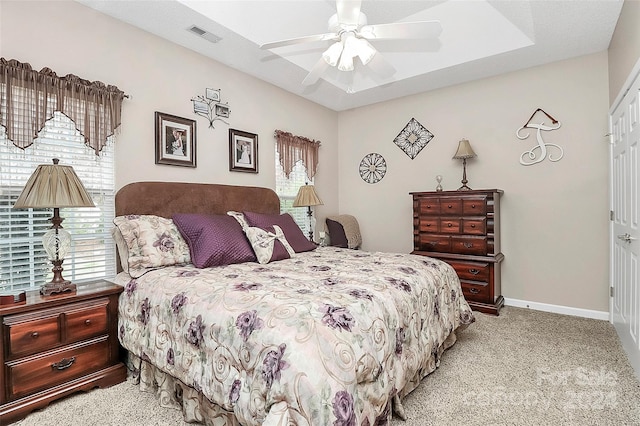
[0,58,127,155]
[274,129,321,180]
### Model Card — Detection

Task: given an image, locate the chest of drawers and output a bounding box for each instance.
[0,280,126,424]
[411,189,504,315]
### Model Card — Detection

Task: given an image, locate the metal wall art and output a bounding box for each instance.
[516,108,563,166]
[393,118,434,159]
[359,153,387,184]
[191,88,231,129]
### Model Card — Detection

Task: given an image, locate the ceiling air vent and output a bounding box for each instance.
[188,25,222,44]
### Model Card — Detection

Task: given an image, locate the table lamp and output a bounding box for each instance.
[12,158,95,295]
[453,139,477,191]
[293,184,323,241]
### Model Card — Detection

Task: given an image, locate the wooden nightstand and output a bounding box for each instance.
[0,279,126,424]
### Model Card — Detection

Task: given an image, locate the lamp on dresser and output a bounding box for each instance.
[12,158,95,296]
[453,138,477,191]
[293,183,323,241]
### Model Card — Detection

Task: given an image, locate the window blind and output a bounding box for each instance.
[0,111,116,292]
[275,150,311,235]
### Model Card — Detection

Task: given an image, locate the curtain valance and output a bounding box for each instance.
[0,58,127,154]
[274,129,321,180]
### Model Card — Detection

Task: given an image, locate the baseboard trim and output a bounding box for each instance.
[503,298,610,321]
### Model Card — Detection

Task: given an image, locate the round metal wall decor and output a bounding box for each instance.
[359,153,387,184]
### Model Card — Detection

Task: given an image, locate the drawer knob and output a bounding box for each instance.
[51,356,76,371]
[447,223,452,227]
[471,204,476,208]
[31,332,39,339]
[85,319,92,326]
[448,205,452,208]
[471,224,476,228]
[463,242,474,248]
[469,288,480,294]
[469,269,480,275]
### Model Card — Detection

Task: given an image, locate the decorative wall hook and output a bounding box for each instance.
[191,88,231,129]
[516,108,563,166]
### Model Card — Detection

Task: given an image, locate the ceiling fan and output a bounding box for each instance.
[260,0,442,87]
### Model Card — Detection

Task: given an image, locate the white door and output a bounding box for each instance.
[610,70,640,377]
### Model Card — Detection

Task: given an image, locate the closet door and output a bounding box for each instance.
[610,69,640,378]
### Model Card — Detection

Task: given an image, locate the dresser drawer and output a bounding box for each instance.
[66,301,109,342]
[6,336,110,400]
[460,280,491,303]
[419,217,439,232]
[462,218,487,235]
[439,218,461,234]
[418,234,450,252]
[439,199,463,215]
[447,260,490,281]
[462,197,487,215]
[451,236,487,255]
[5,314,61,358]
[419,199,440,215]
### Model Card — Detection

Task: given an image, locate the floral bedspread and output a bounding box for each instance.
[116,247,474,425]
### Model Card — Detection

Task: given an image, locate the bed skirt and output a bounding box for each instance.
[123,330,460,425]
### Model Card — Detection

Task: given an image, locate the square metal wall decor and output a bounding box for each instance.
[393,118,434,159]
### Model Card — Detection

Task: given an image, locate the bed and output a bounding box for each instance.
[113,181,475,426]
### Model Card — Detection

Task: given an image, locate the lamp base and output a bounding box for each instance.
[40,281,76,296]
[457,184,473,191]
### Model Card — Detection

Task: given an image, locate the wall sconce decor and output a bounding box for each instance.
[12,158,95,295]
[191,88,231,129]
[452,138,477,191]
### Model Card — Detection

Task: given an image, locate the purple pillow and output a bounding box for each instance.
[243,211,317,253]
[172,213,256,268]
[326,219,348,248]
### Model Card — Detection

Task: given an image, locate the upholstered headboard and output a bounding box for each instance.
[115,181,280,218]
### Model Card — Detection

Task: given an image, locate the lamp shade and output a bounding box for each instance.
[452,139,477,160]
[13,159,95,209]
[292,184,323,207]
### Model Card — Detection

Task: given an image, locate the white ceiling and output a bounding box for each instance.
[77,0,623,112]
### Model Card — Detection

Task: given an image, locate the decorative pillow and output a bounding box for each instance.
[172,213,257,268]
[242,211,317,253]
[245,225,296,264]
[325,218,349,248]
[113,215,190,278]
[227,210,250,229]
[110,226,130,273]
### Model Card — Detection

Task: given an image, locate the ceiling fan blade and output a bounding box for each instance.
[336,0,362,25]
[360,20,442,40]
[261,33,338,50]
[302,58,330,86]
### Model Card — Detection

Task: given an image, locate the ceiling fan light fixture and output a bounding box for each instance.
[322,41,344,67]
[338,53,354,71]
[354,38,376,65]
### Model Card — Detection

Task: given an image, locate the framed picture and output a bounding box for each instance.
[206,88,220,102]
[192,99,208,114]
[215,103,231,118]
[155,112,196,167]
[229,129,258,173]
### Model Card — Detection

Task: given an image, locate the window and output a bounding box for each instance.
[0,112,116,292]
[275,150,311,235]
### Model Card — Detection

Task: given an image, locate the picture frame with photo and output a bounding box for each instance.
[215,103,231,118]
[206,88,220,102]
[229,129,258,173]
[155,112,196,167]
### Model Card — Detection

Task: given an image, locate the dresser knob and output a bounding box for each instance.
[469,269,480,275]
[471,204,476,208]
[471,224,476,228]
[447,223,452,227]
[448,205,452,208]
[85,319,92,326]
[469,288,480,294]
[463,242,474,248]
[31,332,39,338]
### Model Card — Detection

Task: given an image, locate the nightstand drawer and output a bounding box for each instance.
[6,314,61,358]
[447,260,490,281]
[66,300,109,342]
[7,336,110,400]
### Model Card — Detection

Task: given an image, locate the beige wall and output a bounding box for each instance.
[338,52,611,312]
[0,0,339,225]
[608,0,640,104]
[1,0,626,314]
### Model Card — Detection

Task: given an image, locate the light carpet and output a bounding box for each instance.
[12,307,640,425]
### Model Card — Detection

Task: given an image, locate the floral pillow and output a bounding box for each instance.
[113,215,190,278]
[245,225,296,264]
